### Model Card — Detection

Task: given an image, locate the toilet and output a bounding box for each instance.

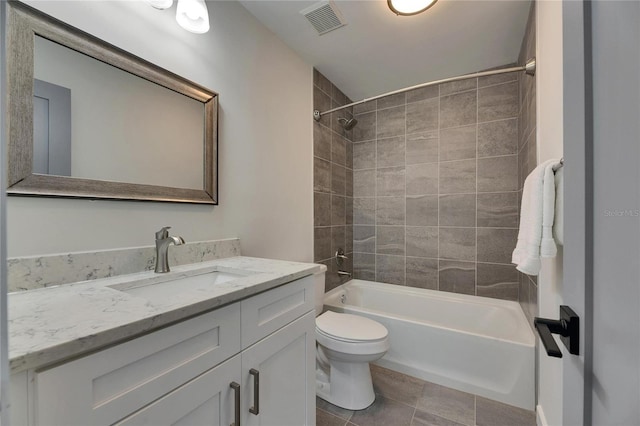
[314,270,390,410]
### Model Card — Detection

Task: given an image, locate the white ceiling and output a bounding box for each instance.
[238,0,531,101]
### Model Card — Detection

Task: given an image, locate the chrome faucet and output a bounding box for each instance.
[154,226,185,273]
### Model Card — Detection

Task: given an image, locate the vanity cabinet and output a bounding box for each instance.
[12,275,316,426]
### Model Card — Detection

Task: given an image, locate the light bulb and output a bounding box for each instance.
[176,0,210,34]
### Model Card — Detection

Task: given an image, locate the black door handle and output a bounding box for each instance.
[534,305,579,358]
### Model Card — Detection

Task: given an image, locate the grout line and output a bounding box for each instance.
[475,78,479,297]
[437,83,441,291]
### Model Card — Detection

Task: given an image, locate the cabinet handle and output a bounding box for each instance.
[249,368,260,415]
[230,382,240,426]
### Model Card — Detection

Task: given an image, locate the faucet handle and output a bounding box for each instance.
[155,226,171,240]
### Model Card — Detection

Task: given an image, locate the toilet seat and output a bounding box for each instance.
[316,311,390,355]
[316,311,388,342]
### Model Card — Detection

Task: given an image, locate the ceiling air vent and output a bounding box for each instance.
[300,1,346,36]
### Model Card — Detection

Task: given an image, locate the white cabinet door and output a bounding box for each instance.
[35,303,240,425]
[241,311,315,426]
[115,355,241,426]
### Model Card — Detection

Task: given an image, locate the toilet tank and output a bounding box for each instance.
[313,266,327,316]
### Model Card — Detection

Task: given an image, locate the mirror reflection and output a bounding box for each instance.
[33,35,205,190]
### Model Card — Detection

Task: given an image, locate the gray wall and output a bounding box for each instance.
[350,68,521,300]
[313,70,354,292]
[517,3,539,324]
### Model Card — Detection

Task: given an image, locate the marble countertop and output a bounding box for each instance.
[9,256,323,374]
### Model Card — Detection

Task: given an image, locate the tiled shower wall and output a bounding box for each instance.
[517,3,538,324]
[351,71,521,300]
[313,69,354,293]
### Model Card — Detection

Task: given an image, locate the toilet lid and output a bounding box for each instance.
[316,311,388,342]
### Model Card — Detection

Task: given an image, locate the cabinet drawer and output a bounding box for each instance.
[115,355,241,426]
[35,302,241,426]
[241,275,314,348]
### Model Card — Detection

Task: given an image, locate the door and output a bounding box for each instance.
[537,1,640,425]
[241,311,315,426]
[115,355,241,426]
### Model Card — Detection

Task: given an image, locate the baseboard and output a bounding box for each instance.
[537,404,549,426]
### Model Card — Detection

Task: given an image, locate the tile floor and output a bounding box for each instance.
[316,365,536,426]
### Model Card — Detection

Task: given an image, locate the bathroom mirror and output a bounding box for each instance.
[4,1,218,204]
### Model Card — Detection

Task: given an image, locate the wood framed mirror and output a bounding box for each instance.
[4,1,218,204]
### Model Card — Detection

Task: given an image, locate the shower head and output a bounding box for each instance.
[338,117,358,130]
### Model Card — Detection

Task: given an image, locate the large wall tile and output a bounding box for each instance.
[440,91,477,129]
[331,195,346,225]
[376,255,405,285]
[354,225,376,253]
[353,252,375,280]
[478,72,517,88]
[313,85,332,127]
[377,166,405,196]
[377,105,406,138]
[478,118,518,157]
[314,68,333,95]
[354,197,376,224]
[406,257,438,289]
[314,192,331,226]
[406,85,439,103]
[354,169,376,197]
[440,78,477,96]
[407,98,439,134]
[477,155,518,192]
[439,227,476,261]
[314,157,331,192]
[377,136,406,168]
[406,226,438,258]
[478,81,519,122]
[477,192,519,228]
[439,194,476,227]
[377,226,405,255]
[378,92,406,109]
[477,263,519,301]
[406,131,438,165]
[314,122,331,161]
[439,159,476,194]
[439,260,476,295]
[406,195,438,226]
[440,125,477,161]
[331,133,347,166]
[376,196,406,225]
[406,163,438,195]
[331,164,346,195]
[354,111,376,142]
[314,227,331,261]
[331,226,346,257]
[353,99,376,115]
[477,228,518,264]
[353,141,376,170]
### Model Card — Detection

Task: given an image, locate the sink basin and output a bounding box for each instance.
[109,268,252,302]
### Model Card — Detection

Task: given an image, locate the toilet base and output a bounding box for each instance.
[316,358,376,410]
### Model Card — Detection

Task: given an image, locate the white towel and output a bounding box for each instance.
[512,159,562,275]
[553,167,564,246]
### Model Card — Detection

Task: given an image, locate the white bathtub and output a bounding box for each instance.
[324,280,535,410]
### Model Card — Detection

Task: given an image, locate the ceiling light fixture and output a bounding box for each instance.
[148,0,173,10]
[147,0,210,34]
[387,0,438,16]
[176,0,210,34]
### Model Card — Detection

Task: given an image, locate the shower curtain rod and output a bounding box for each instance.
[313,58,536,121]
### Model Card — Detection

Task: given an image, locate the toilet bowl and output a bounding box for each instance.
[313,269,390,410]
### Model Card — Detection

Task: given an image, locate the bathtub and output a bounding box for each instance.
[324,280,535,410]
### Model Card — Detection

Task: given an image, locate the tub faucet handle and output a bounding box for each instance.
[335,249,348,260]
